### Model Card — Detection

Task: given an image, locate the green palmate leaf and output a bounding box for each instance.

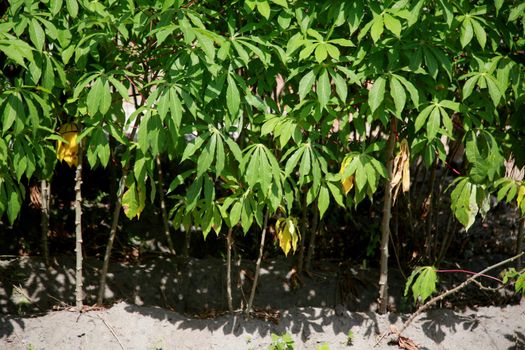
[508,2,525,22]
[423,47,438,79]
[50,0,63,15]
[215,134,225,176]
[225,137,243,164]
[370,16,384,43]
[157,90,169,121]
[325,44,340,60]
[99,79,112,115]
[240,196,253,233]
[317,69,331,109]
[299,69,316,101]
[332,71,348,102]
[369,76,386,113]
[460,18,474,48]
[450,177,478,230]
[169,87,183,129]
[108,76,129,102]
[395,75,419,107]
[87,127,110,168]
[284,146,305,177]
[437,0,454,26]
[471,18,486,49]
[197,133,217,177]
[414,104,434,132]
[0,42,26,67]
[229,200,242,227]
[195,31,215,61]
[66,0,79,17]
[29,18,45,52]
[226,74,240,117]
[404,266,437,303]
[383,13,402,37]
[462,75,479,100]
[427,106,441,140]
[42,56,55,91]
[315,44,327,63]
[7,184,23,225]
[516,272,525,295]
[485,75,502,106]
[87,78,103,116]
[298,146,311,183]
[318,186,330,219]
[389,75,406,115]
[257,0,271,19]
[2,94,22,134]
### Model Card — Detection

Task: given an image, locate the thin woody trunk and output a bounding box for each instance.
[97,171,127,305]
[75,144,84,311]
[156,155,175,255]
[378,120,396,314]
[424,158,438,260]
[40,179,50,266]
[517,216,524,270]
[246,211,269,316]
[305,201,319,273]
[226,227,234,313]
[97,84,142,305]
[297,191,307,274]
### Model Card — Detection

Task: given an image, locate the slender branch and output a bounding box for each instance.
[378,118,396,314]
[226,227,234,313]
[75,140,84,311]
[376,252,525,347]
[246,210,269,316]
[96,314,125,350]
[436,269,503,283]
[97,80,143,305]
[156,155,175,255]
[397,252,524,337]
[40,179,50,266]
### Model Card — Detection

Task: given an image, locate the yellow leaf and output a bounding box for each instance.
[276,217,301,256]
[56,123,79,167]
[340,156,354,195]
[392,139,410,204]
[517,185,525,208]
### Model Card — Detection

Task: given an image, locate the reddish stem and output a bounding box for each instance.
[444,161,462,176]
[436,269,502,283]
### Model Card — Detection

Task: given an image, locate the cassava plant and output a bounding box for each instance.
[1,0,525,315]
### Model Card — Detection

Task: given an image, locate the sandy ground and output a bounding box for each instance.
[1,301,524,350]
[1,256,524,349]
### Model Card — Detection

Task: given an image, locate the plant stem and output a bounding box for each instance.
[40,179,50,266]
[424,157,437,260]
[297,191,307,274]
[156,155,175,255]
[378,119,396,314]
[246,210,269,317]
[75,142,84,311]
[97,82,142,306]
[305,201,319,273]
[226,227,234,313]
[435,269,503,283]
[517,216,524,270]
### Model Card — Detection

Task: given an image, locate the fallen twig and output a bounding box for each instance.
[96,314,125,350]
[376,252,524,347]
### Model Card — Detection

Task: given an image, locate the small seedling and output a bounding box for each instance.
[268,332,294,350]
[346,330,354,345]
